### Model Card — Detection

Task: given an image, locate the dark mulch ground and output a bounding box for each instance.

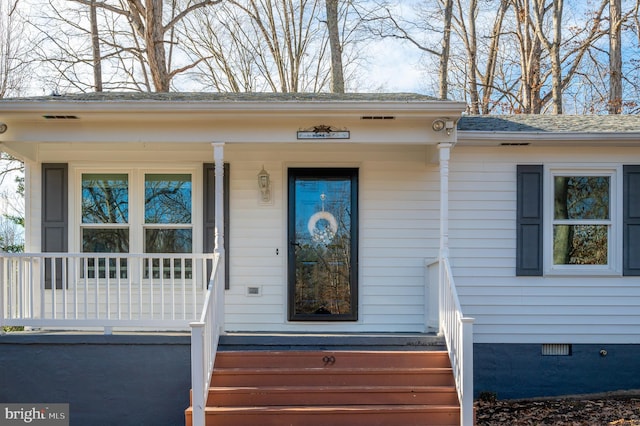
[475,392,640,426]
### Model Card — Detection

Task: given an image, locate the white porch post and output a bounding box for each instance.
[212,143,225,256]
[212,143,225,333]
[438,142,452,260]
[437,142,453,336]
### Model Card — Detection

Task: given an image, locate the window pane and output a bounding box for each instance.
[81,228,129,278]
[82,258,128,279]
[145,174,192,224]
[82,228,130,253]
[144,258,193,279]
[145,229,192,253]
[82,174,128,224]
[553,225,608,265]
[554,176,609,220]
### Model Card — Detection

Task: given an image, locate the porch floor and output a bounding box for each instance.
[218,332,446,351]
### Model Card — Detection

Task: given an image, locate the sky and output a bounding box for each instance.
[362,38,427,94]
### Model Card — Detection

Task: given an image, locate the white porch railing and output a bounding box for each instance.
[0,252,214,333]
[189,252,223,426]
[427,257,475,426]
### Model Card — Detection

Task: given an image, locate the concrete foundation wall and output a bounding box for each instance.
[0,333,191,426]
[475,343,640,399]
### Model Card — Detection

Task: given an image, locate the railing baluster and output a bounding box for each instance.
[83,257,89,320]
[51,257,57,319]
[26,258,33,319]
[105,256,111,320]
[116,255,121,320]
[181,258,187,320]
[62,257,67,319]
[126,259,134,320]
[161,257,166,320]
[0,258,5,329]
[138,257,143,320]
[171,258,177,321]
[148,257,154,319]
[93,256,99,319]
[39,258,45,320]
[72,257,77,320]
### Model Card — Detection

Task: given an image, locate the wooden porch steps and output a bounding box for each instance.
[185,349,460,426]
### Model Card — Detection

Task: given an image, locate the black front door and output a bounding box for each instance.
[288,168,358,321]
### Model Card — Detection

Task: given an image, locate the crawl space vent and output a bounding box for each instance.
[43,115,79,120]
[247,286,261,296]
[541,343,571,356]
[360,116,395,120]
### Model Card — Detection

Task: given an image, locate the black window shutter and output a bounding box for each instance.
[623,165,640,275]
[204,163,230,289]
[42,163,68,289]
[516,165,543,276]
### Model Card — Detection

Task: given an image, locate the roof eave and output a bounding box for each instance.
[0,99,468,119]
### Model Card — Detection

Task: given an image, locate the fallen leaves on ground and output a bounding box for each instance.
[476,396,640,426]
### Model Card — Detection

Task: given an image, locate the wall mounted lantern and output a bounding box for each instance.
[257,166,271,203]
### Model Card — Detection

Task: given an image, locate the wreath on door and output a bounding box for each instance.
[307,211,338,243]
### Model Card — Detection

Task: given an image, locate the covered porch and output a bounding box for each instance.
[0,93,474,425]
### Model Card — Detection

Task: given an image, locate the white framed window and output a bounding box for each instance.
[144,173,193,253]
[73,166,200,258]
[80,172,130,278]
[143,173,193,279]
[544,166,621,275]
[81,173,130,253]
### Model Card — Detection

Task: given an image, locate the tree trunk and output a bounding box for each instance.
[481,0,509,114]
[609,0,622,114]
[466,0,480,114]
[145,0,171,92]
[550,0,563,114]
[90,0,103,92]
[531,0,563,114]
[439,0,453,100]
[325,0,344,93]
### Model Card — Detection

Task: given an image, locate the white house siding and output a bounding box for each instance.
[223,143,440,332]
[450,145,640,345]
[29,142,441,333]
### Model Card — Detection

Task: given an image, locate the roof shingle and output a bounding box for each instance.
[458,115,640,133]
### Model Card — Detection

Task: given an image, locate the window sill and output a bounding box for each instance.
[544,267,622,277]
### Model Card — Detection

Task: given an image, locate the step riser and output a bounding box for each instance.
[207,389,459,406]
[214,351,451,369]
[212,370,455,387]
[196,410,460,426]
